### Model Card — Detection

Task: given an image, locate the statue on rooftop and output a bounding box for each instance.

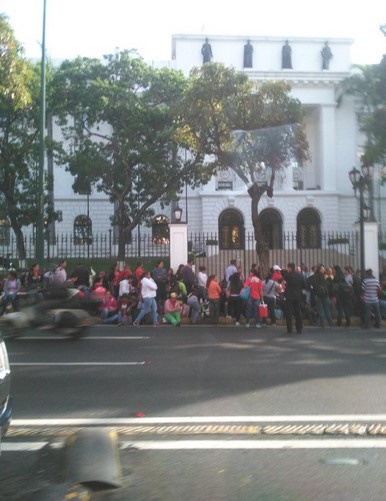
[321,41,333,70]
[243,40,253,68]
[282,40,292,69]
[201,38,213,64]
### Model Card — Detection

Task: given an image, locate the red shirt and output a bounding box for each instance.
[245,275,263,299]
[135,267,144,289]
[272,270,282,282]
[99,295,118,312]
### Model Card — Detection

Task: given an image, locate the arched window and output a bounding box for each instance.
[152,215,170,244]
[297,208,321,248]
[74,215,92,245]
[219,209,244,250]
[259,209,283,249]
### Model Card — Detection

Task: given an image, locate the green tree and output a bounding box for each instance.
[178,63,309,274]
[0,14,55,261]
[342,23,386,170]
[342,63,386,167]
[342,43,386,218]
[50,51,212,261]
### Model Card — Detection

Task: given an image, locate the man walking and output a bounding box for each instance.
[362,269,382,329]
[281,262,305,335]
[133,271,159,327]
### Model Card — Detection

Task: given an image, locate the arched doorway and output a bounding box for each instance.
[219,209,244,250]
[297,208,321,248]
[74,215,92,245]
[152,215,170,244]
[259,209,283,249]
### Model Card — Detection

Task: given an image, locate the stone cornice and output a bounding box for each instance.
[248,71,350,86]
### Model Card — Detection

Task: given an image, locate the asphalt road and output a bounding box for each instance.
[6,323,386,417]
[2,322,386,500]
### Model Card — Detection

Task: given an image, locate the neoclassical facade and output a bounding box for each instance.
[50,35,386,247]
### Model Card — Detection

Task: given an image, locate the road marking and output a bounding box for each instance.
[11,415,386,426]
[4,438,386,452]
[120,439,386,450]
[2,442,49,451]
[89,336,151,340]
[18,336,150,340]
[11,362,147,366]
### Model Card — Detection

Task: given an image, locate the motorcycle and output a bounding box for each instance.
[0,286,99,340]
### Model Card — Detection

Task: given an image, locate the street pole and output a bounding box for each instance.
[36,0,47,264]
[349,165,374,277]
[359,183,365,275]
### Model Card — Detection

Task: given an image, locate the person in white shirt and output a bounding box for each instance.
[362,269,382,329]
[133,271,159,327]
[54,259,67,284]
[197,265,208,301]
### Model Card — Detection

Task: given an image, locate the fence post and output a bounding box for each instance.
[363,222,379,278]
[108,229,112,259]
[169,223,188,273]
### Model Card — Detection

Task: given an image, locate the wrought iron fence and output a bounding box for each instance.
[189,231,360,279]
[0,231,361,277]
[0,232,169,268]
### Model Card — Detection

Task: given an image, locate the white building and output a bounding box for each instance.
[51,35,386,250]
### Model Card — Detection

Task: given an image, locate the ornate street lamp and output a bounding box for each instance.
[173,204,183,223]
[348,165,374,275]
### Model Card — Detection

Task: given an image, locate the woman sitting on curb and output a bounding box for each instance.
[0,270,21,315]
[99,290,122,325]
[163,292,183,326]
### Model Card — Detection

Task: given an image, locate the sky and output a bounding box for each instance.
[1,0,386,65]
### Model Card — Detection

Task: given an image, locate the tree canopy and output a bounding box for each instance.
[50,51,213,259]
[1,18,310,270]
[178,63,309,272]
[343,62,386,168]
[0,14,50,260]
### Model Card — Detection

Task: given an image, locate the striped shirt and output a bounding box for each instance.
[362,277,380,303]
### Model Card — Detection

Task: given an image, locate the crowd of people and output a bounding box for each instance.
[1,258,386,331]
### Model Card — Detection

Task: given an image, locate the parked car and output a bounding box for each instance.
[0,336,12,441]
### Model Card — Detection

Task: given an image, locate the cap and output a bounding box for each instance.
[273,265,281,271]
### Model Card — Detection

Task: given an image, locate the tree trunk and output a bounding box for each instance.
[116,199,127,263]
[5,197,26,262]
[10,221,26,263]
[248,183,269,278]
[117,227,126,264]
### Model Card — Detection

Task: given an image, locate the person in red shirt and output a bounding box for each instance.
[271,265,283,283]
[244,270,264,328]
[99,290,121,324]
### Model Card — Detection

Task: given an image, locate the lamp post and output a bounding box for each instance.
[36,0,47,264]
[349,165,374,274]
[173,204,183,223]
[170,204,187,273]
